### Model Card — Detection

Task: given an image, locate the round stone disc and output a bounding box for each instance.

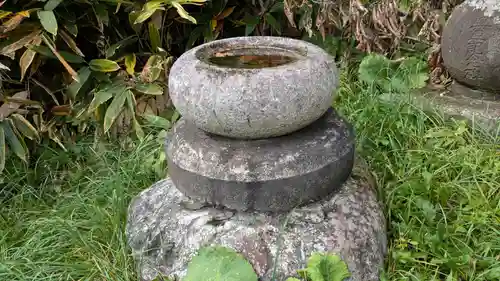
[166,108,355,212]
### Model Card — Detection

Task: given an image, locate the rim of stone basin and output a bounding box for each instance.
[184,36,328,71]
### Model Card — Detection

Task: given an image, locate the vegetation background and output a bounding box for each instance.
[1,0,499,281]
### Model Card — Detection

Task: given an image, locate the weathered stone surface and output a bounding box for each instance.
[379,84,500,136]
[165,108,355,212]
[441,0,500,92]
[168,36,339,139]
[126,166,387,281]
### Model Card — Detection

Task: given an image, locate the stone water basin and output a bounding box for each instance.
[168,36,339,139]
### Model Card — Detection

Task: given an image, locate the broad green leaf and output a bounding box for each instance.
[3,120,28,162]
[285,278,301,281]
[134,83,163,95]
[10,113,39,140]
[301,253,351,281]
[67,66,92,99]
[89,59,120,72]
[0,29,41,56]
[140,55,164,82]
[44,0,63,11]
[172,2,197,24]
[19,35,42,81]
[29,45,85,63]
[125,53,136,75]
[358,54,428,92]
[103,89,128,133]
[148,23,161,52]
[184,246,258,281]
[0,123,5,173]
[142,114,171,129]
[88,83,127,113]
[38,10,58,36]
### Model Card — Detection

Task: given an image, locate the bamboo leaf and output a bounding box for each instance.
[19,35,42,81]
[125,53,136,75]
[88,83,127,113]
[59,29,84,57]
[0,62,9,71]
[215,6,235,20]
[0,11,30,33]
[10,113,39,140]
[132,117,144,141]
[41,33,79,81]
[125,90,144,141]
[38,10,58,36]
[140,55,164,83]
[125,89,136,115]
[148,22,161,51]
[28,45,85,63]
[3,120,28,162]
[135,0,164,24]
[105,35,137,58]
[0,29,41,55]
[64,23,78,37]
[0,91,29,119]
[103,89,128,133]
[89,59,120,72]
[44,0,64,11]
[67,66,91,99]
[265,13,281,34]
[0,10,12,20]
[95,3,109,27]
[0,122,5,173]
[142,114,171,129]
[172,2,197,24]
[134,83,163,95]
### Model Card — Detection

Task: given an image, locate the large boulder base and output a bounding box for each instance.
[441,0,500,92]
[166,108,355,212]
[126,165,387,281]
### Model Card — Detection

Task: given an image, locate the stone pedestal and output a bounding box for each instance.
[388,0,500,135]
[166,108,355,212]
[126,36,387,281]
[441,0,500,94]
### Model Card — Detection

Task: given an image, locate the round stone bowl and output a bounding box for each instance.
[168,36,339,139]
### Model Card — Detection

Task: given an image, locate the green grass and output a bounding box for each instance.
[0,70,499,281]
[0,139,164,280]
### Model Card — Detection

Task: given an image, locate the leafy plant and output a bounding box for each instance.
[288,252,351,281]
[183,246,258,281]
[0,0,211,171]
[358,54,429,93]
